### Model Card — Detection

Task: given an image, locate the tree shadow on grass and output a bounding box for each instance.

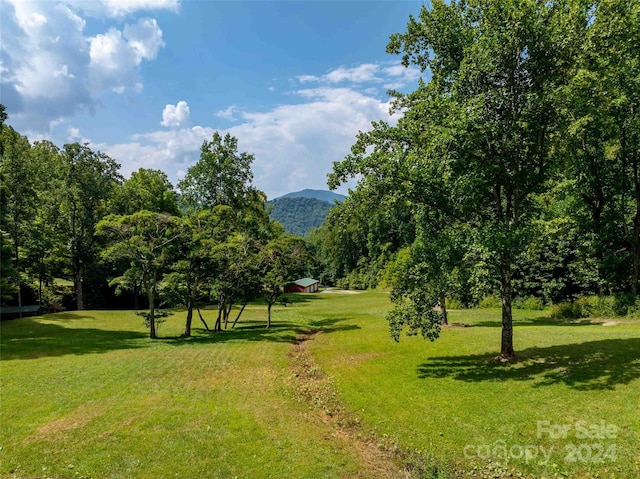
[416,338,640,390]
[1,313,359,360]
[0,317,146,361]
[471,317,603,328]
[163,317,360,347]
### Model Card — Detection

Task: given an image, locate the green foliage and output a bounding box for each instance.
[551,294,640,319]
[268,196,334,237]
[512,296,545,311]
[135,309,170,330]
[110,168,180,216]
[260,234,311,327]
[97,211,182,338]
[478,295,501,309]
[178,132,256,211]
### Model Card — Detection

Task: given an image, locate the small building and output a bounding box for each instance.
[285,278,320,293]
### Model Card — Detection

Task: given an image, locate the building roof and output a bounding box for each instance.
[292,278,319,287]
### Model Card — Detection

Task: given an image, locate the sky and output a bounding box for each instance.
[1,0,425,199]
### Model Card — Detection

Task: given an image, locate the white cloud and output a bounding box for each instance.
[124,18,164,62]
[325,64,380,83]
[1,1,170,132]
[215,105,240,121]
[70,0,179,19]
[89,18,164,94]
[102,85,400,198]
[66,126,91,143]
[161,100,191,127]
[295,62,422,94]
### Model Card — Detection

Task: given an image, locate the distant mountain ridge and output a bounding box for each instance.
[276,189,345,203]
[268,190,344,237]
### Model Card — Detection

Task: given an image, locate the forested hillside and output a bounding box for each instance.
[278,189,345,203]
[268,196,336,237]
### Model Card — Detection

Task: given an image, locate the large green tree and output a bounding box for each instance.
[58,143,122,309]
[97,211,182,339]
[110,168,180,216]
[0,125,35,308]
[331,0,585,357]
[178,132,256,212]
[174,132,272,334]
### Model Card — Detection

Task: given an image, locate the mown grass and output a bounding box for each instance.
[305,291,640,478]
[1,290,639,478]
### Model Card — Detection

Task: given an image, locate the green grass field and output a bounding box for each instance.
[1,290,638,478]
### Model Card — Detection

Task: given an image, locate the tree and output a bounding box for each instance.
[331,0,584,358]
[27,140,65,305]
[110,168,180,216]
[561,0,640,295]
[175,132,271,334]
[0,124,34,309]
[97,211,182,339]
[58,143,122,309]
[260,235,309,329]
[178,132,256,211]
[168,206,237,337]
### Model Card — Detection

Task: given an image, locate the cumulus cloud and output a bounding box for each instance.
[102,84,400,198]
[297,62,421,91]
[1,0,171,132]
[72,0,179,19]
[89,17,164,93]
[161,101,191,127]
[215,105,240,121]
[66,126,91,144]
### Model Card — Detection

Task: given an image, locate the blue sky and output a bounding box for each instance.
[1,0,424,199]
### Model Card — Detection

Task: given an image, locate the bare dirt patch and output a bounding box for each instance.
[27,403,103,443]
[287,331,415,478]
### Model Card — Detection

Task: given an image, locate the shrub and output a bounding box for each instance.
[513,296,545,310]
[551,295,640,319]
[550,301,583,319]
[479,295,501,308]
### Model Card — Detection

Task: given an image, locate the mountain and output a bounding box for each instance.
[268,190,344,237]
[277,189,345,203]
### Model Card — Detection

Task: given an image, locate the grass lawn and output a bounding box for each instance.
[1,290,638,478]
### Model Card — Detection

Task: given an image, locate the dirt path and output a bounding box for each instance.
[287,330,414,479]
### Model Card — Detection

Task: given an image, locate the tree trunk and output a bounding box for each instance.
[632,150,639,295]
[133,282,140,310]
[147,277,158,339]
[148,278,157,339]
[197,307,210,331]
[184,298,193,337]
[74,260,84,310]
[439,293,448,325]
[267,301,272,329]
[14,241,22,317]
[500,253,514,358]
[215,301,223,331]
[231,302,248,329]
[223,302,233,329]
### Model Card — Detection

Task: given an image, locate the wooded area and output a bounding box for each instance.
[0,120,310,336]
[1,0,638,358]
[309,0,640,357]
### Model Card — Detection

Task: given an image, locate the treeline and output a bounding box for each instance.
[308,0,639,357]
[0,113,310,337]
